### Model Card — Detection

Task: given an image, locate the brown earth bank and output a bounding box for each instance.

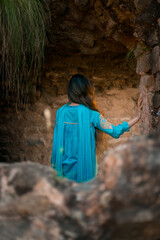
[0,131,160,240]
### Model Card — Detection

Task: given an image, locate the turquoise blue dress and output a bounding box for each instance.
[51,103,130,183]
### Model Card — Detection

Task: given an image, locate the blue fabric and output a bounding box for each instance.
[51,104,130,183]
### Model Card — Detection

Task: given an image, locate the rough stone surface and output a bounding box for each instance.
[0,132,160,240]
[155,73,160,91]
[140,74,155,91]
[139,73,157,133]
[136,54,151,74]
[49,0,136,55]
[45,0,160,133]
[134,0,152,14]
[150,46,160,75]
[47,0,159,56]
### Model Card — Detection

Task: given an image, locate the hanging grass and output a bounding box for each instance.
[126,49,137,69]
[0,0,50,109]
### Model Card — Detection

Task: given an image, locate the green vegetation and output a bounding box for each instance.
[126,49,137,69]
[0,0,50,108]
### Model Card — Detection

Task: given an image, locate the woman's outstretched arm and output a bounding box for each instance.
[93,95,143,139]
[128,115,140,128]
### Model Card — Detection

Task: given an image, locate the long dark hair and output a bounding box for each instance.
[67,74,105,156]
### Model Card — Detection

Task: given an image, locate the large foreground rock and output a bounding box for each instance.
[0,132,160,240]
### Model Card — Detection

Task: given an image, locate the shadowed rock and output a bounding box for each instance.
[0,132,160,240]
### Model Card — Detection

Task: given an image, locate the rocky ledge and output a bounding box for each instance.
[0,130,160,240]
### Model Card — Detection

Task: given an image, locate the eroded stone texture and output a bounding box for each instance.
[150,46,160,75]
[136,54,151,74]
[48,0,136,55]
[45,0,160,133]
[0,132,160,240]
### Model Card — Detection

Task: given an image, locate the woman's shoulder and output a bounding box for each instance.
[80,105,101,120]
[57,103,100,115]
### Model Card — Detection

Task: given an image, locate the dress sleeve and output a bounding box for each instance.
[92,111,130,139]
[51,110,58,168]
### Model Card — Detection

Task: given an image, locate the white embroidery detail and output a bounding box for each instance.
[99,115,113,129]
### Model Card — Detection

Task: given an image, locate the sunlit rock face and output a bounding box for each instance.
[0,132,160,240]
